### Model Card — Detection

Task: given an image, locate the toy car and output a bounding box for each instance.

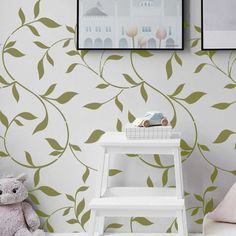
[133,111,169,127]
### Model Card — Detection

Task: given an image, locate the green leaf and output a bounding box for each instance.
[18,8,25,25]
[194,63,207,73]
[170,113,177,128]
[123,74,137,85]
[25,151,34,166]
[81,50,89,58]
[191,208,199,216]
[204,198,214,215]
[191,39,199,48]
[183,92,206,104]
[33,113,48,134]
[84,103,103,110]
[211,167,218,183]
[46,222,54,233]
[67,219,78,224]
[154,155,162,166]
[212,102,234,110]
[81,210,91,228]
[38,186,61,196]
[34,41,49,49]
[14,119,23,126]
[96,83,109,89]
[198,144,210,152]
[105,223,123,231]
[194,194,204,202]
[147,176,154,187]
[34,0,40,18]
[140,84,148,102]
[171,84,185,97]
[66,194,75,202]
[109,169,122,176]
[213,129,235,144]
[195,51,208,56]
[5,41,16,49]
[66,25,75,33]
[76,198,85,217]
[107,55,123,61]
[35,210,49,217]
[115,97,123,112]
[46,53,54,66]
[162,169,169,186]
[181,151,190,156]
[133,50,153,57]
[195,218,203,225]
[45,138,63,150]
[180,139,192,150]
[0,76,8,85]
[85,130,105,143]
[55,92,77,104]
[128,111,135,123]
[63,208,71,216]
[42,84,57,97]
[5,48,25,57]
[66,63,78,73]
[12,84,20,102]
[18,112,37,120]
[49,151,61,156]
[37,58,44,79]
[174,52,182,66]
[27,25,40,36]
[70,144,81,152]
[38,17,61,28]
[82,167,90,183]
[116,119,122,132]
[0,111,9,128]
[28,193,40,205]
[225,84,236,89]
[133,217,153,226]
[204,186,217,194]
[0,151,8,157]
[77,186,89,192]
[194,25,201,33]
[166,58,173,79]
[66,50,79,56]
[34,169,40,186]
[63,39,71,48]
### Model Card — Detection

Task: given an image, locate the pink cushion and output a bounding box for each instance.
[208,183,236,223]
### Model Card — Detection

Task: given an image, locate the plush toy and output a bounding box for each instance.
[0,174,45,236]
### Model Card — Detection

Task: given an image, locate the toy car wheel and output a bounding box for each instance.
[161,118,168,126]
[142,120,150,127]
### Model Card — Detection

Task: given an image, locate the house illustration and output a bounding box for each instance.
[78,0,182,49]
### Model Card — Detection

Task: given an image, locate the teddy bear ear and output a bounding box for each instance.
[16,173,27,183]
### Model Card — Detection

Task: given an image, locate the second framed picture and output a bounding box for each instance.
[77,0,184,50]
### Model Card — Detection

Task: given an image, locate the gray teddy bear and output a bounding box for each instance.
[0,174,45,236]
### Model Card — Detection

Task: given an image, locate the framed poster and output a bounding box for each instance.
[77,0,184,50]
[202,0,236,50]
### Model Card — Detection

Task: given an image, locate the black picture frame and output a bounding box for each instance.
[77,0,184,50]
[201,0,236,50]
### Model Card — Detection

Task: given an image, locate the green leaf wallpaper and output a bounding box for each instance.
[0,0,236,234]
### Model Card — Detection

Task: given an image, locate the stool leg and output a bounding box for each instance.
[174,149,184,198]
[97,217,105,235]
[177,210,184,236]
[88,210,97,236]
[182,208,188,236]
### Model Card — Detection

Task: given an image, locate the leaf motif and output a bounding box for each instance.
[63,208,71,216]
[194,63,207,73]
[55,92,77,104]
[162,169,169,186]
[66,194,75,202]
[18,8,25,25]
[194,194,204,202]
[5,41,16,49]
[34,0,40,18]
[38,186,61,196]
[191,208,199,216]
[105,223,123,230]
[195,219,203,224]
[191,39,199,48]
[14,119,24,126]
[5,48,25,57]
[18,112,37,120]
[212,102,234,110]
[63,39,71,48]
[81,210,91,228]
[225,84,236,89]
[109,169,122,176]
[49,151,61,156]
[70,144,81,152]
[166,58,173,79]
[33,113,48,134]
[174,52,182,66]
[154,155,162,166]
[45,138,63,150]
[12,84,20,102]
[198,144,210,152]
[0,151,8,157]
[170,113,177,128]
[82,167,90,183]
[42,84,57,97]
[66,25,75,34]
[0,76,8,85]
[213,129,235,144]
[133,217,153,226]
[147,176,154,187]
[123,74,137,85]
[81,50,89,58]
[38,17,61,28]
[28,193,40,205]
[85,130,105,143]
[77,186,89,192]
[204,198,214,215]
[133,50,153,57]
[140,84,148,102]
[34,41,49,49]
[115,97,123,112]
[116,119,122,132]
[46,222,54,233]
[46,53,54,66]
[204,186,217,194]
[128,111,135,123]
[66,63,78,73]
[35,210,48,217]
[84,103,103,110]
[76,198,85,217]
[96,84,109,89]
[34,169,40,186]
[66,50,79,56]
[180,139,192,150]
[171,84,185,97]
[0,111,9,128]
[67,219,78,224]
[211,167,218,183]
[106,55,123,61]
[194,25,201,33]
[183,92,206,104]
[37,58,44,79]
[25,151,34,166]
[27,25,40,36]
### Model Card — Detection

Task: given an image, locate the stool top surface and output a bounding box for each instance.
[99,132,181,147]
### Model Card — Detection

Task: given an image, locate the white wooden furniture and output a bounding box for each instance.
[89,132,188,236]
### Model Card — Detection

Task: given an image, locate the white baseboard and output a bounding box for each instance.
[46,234,202,236]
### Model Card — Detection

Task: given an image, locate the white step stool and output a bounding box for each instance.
[203,214,236,236]
[89,132,188,236]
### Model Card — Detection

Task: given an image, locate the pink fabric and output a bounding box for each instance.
[208,182,236,223]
